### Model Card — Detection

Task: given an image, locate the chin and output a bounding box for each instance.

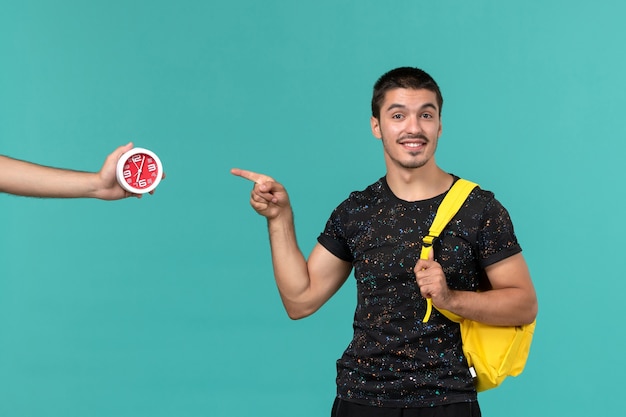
[400,159,429,169]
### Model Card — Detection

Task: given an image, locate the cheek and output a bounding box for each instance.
[381,124,401,138]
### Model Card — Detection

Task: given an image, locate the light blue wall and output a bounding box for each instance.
[1,1,624,416]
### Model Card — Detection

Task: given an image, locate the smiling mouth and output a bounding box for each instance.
[398,140,428,153]
[402,142,424,148]
[398,134,428,148]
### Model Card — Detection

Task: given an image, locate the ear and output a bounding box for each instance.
[437,120,443,138]
[370,116,382,139]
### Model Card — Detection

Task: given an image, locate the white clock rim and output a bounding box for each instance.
[115,147,163,194]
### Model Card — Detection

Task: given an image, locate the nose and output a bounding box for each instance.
[405,115,423,135]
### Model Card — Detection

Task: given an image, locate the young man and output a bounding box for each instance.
[1,142,159,199]
[232,67,537,417]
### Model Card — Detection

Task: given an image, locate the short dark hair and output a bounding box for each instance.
[371,67,443,119]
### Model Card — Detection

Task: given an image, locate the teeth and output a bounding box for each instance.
[404,143,422,147]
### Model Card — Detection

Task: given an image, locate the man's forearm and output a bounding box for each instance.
[445,287,538,326]
[0,156,98,198]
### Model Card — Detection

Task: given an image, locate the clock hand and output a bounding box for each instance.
[136,156,145,182]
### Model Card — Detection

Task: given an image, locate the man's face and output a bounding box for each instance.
[371,88,442,171]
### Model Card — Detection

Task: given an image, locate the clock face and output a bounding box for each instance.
[116,148,163,194]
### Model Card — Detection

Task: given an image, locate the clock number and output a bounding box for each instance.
[138,179,147,188]
[131,155,143,163]
[147,163,157,172]
[123,169,132,179]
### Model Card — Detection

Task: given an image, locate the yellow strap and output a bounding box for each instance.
[421,245,435,322]
[422,179,478,322]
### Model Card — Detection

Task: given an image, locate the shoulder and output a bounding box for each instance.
[452,178,514,225]
[469,187,496,208]
[451,177,501,213]
[471,186,509,217]
[335,177,388,211]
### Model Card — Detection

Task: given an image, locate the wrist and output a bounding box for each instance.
[267,207,293,224]
[440,289,463,313]
[267,207,295,233]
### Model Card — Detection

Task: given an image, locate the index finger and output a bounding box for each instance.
[230,168,273,184]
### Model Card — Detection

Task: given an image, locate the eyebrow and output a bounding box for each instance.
[385,102,438,113]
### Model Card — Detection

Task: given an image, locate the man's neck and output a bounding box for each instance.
[385,165,453,202]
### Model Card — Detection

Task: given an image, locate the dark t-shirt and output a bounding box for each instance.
[317,176,521,408]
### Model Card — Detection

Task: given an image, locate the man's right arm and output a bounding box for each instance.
[269,210,352,319]
[232,168,352,319]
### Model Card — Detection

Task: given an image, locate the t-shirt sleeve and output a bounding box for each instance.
[317,202,354,263]
[477,195,522,268]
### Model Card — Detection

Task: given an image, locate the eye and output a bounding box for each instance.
[421,113,433,119]
[392,113,404,120]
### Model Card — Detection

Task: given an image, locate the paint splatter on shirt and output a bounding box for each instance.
[317,176,521,407]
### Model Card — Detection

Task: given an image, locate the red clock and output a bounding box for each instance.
[116,147,163,194]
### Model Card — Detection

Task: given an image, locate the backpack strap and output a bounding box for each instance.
[422,179,478,322]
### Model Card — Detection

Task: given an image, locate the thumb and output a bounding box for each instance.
[428,247,434,261]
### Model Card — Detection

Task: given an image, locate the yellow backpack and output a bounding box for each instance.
[421,179,536,392]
